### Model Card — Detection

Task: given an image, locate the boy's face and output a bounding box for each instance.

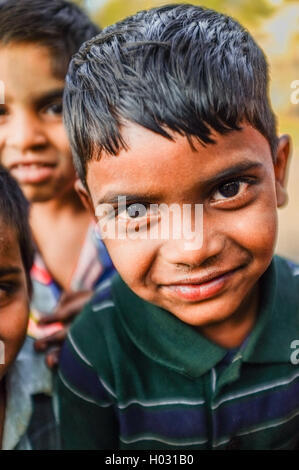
[85,122,290,329]
[0,42,75,203]
[0,220,30,380]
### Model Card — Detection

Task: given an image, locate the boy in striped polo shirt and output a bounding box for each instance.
[57,4,299,449]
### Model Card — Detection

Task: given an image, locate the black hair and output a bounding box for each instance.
[0,0,100,78]
[63,3,278,184]
[0,165,34,295]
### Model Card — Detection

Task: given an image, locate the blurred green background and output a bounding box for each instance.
[74,0,299,262]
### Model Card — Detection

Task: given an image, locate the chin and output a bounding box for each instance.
[22,187,55,203]
[170,308,230,328]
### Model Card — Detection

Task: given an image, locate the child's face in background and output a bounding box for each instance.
[86,122,290,332]
[0,42,76,203]
[0,220,29,381]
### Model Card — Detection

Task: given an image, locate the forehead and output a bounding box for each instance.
[0,42,64,102]
[86,122,273,205]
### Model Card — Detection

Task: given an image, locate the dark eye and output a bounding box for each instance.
[126,203,147,219]
[218,181,240,198]
[0,105,8,116]
[43,102,63,116]
[0,282,19,300]
[211,177,258,205]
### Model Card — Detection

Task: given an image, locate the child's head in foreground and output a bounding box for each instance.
[0,0,100,203]
[0,166,33,381]
[64,4,291,340]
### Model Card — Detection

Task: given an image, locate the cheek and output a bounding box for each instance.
[0,128,5,146]
[0,301,29,374]
[0,128,9,157]
[60,154,76,181]
[105,239,158,287]
[226,198,278,261]
[49,125,73,163]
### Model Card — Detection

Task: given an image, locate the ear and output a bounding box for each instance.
[74,179,97,221]
[274,135,291,208]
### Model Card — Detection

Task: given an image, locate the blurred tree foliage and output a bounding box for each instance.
[71,0,85,5]
[93,0,275,29]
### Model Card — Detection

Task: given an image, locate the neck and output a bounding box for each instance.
[199,283,260,349]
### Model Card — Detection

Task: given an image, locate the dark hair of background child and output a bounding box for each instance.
[0,166,34,294]
[63,3,278,185]
[0,0,100,78]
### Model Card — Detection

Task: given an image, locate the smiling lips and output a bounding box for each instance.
[162,266,243,302]
[9,162,56,184]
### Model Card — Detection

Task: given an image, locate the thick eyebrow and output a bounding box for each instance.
[0,266,22,277]
[201,160,264,188]
[34,88,64,109]
[96,160,264,206]
[97,193,161,206]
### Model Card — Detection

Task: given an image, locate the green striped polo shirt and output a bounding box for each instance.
[57,255,299,450]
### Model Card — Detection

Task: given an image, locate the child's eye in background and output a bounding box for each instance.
[41,101,63,117]
[0,282,19,305]
[0,105,8,121]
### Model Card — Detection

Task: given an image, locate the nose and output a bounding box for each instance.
[6,109,48,153]
[160,211,226,269]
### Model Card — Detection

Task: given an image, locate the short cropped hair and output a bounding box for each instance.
[0,166,34,295]
[0,0,100,78]
[63,3,278,184]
